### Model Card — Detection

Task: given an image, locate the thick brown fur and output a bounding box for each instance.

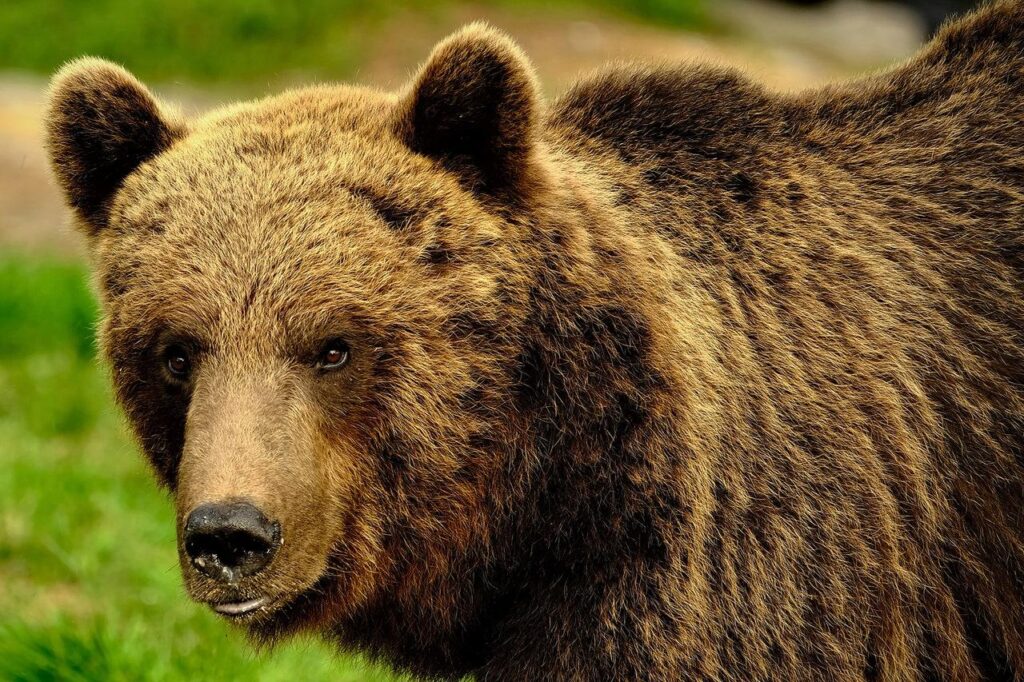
[44,3,1024,680]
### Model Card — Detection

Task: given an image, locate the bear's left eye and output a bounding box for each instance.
[316,340,350,370]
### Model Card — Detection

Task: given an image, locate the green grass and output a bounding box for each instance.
[0,255,399,681]
[0,0,707,83]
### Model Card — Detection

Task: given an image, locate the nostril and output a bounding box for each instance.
[183,501,281,581]
[185,526,273,567]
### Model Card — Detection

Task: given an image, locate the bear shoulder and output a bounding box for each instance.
[550,0,1024,164]
[548,64,781,162]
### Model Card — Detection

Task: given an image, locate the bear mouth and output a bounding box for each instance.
[200,547,347,634]
[230,565,345,639]
[204,578,323,625]
[205,591,297,621]
[212,596,268,617]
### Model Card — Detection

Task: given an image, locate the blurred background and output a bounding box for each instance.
[0,0,976,679]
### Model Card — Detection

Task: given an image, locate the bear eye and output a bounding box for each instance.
[316,340,350,370]
[164,344,191,380]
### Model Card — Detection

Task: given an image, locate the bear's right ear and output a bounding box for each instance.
[45,58,184,236]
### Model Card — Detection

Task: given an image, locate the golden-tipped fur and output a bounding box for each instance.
[45,5,1024,680]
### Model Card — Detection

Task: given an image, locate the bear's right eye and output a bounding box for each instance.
[164,344,191,380]
[316,339,351,371]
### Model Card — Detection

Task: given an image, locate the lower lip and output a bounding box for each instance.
[213,597,267,616]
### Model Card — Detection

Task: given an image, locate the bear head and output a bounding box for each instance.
[45,24,549,641]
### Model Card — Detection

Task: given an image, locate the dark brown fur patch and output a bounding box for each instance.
[420,242,456,266]
[347,185,424,230]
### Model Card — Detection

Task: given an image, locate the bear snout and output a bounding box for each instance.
[183,499,282,584]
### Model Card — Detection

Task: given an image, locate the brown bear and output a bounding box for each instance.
[44,2,1024,680]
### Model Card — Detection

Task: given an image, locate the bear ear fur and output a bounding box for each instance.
[397,23,542,199]
[44,58,184,236]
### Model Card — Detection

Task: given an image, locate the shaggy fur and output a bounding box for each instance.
[45,3,1024,680]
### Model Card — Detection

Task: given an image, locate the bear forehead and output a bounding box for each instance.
[103,89,476,276]
[95,96,509,349]
[87,77,518,356]
[106,146,420,297]
[114,88,463,236]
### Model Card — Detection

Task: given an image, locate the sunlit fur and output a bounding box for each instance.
[45,3,1024,679]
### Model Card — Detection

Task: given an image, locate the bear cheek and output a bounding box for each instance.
[110,352,189,487]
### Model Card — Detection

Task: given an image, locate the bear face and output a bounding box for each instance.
[45,26,547,640]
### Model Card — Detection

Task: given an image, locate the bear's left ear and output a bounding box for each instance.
[397,23,542,199]
[45,58,185,236]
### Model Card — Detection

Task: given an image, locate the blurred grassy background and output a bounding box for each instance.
[0,0,935,679]
[0,0,707,83]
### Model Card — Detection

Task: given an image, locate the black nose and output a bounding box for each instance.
[183,501,281,582]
